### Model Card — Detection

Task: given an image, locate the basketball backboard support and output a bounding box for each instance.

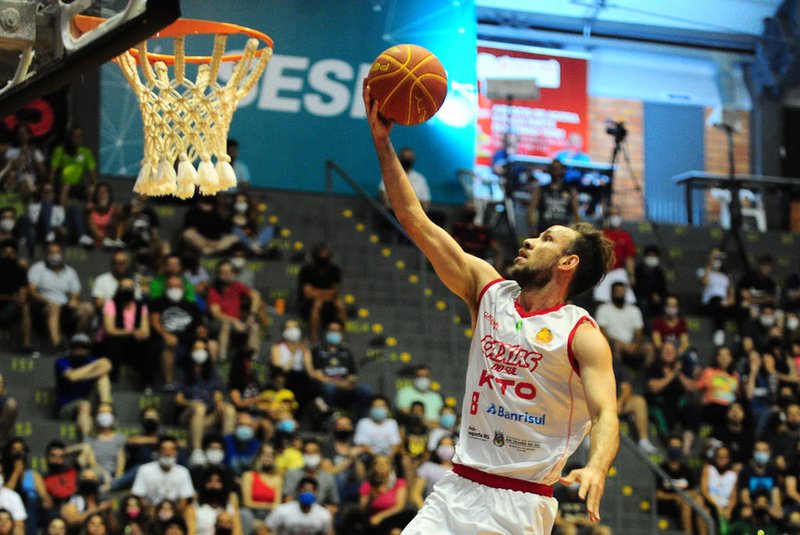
[0,0,180,117]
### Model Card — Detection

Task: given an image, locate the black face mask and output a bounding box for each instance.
[333,430,352,441]
[48,462,65,473]
[79,480,99,495]
[611,296,626,307]
[215,528,233,535]
[399,157,414,171]
[202,488,227,505]
[142,418,159,434]
[116,289,135,302]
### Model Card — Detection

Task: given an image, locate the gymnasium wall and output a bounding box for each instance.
[98,0,478,204]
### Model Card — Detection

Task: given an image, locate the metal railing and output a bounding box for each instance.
[323,159,463,374]
[618,434,717,535]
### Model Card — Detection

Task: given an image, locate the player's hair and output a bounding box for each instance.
[565,222,615,298]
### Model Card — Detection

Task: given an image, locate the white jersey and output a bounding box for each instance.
[455,279,594,485]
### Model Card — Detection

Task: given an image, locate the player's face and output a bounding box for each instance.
[509,226,577,289]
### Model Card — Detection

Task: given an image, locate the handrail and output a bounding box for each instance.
[325,159,412,242]
[620,434,717,535]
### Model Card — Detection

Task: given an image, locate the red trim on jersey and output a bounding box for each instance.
[558,368,577,468]
[566,316,595,376]
[452,464,554,497]
[513,300,567,318]
[478,278,505,307]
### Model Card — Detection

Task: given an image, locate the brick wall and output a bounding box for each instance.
[703,108,751,222]
[588,96,645,220]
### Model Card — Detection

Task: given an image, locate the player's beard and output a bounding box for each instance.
[509,262,554,289]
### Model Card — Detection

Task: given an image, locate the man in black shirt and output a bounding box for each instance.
[309,320,371,418]
[738,254,779,318]
[182,196,239,255]
[0,240,30,351]
[298,243,346,342]
[149,275,205,391]
[529,160,579,235]
[656,435,697,534]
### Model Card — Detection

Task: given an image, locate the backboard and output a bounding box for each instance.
[0,0,180,116]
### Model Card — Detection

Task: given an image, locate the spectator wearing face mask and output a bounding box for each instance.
[222,412,261,477]
[0,208,19,245]
[175,339,236,464]
[270,319,313,406]
[427,406,458,452]
[283,440,339,513]
[111,406,161,491]
[729,490,782,534]
[698,247,737,346]
[29,242,94,349]
[42,441,78,512]
[149,274,205,392]
[593,206,637,304]
[1,438,48,534]
[742,304,783,351]
[60,468,115,532]
[86,402,126,484]
[321,416,365,505]
[410,435,455,509]
[102,276,155,389]
[738,441,782,515]
[634,244,668,320]
[119,194,162,251]
[91,250,132,311]
[131,437,195,510]
[354,396,402,458]
[54,334,113,439]
[651,294,692,358]
[395,364,444,428]
[267,477,333,535]
[185,467,240,535]
[656,435,697,534]
[240,444,282,533]
[310,320,372,418]
[298,243,346,342]
[228,192,275,256]
[700,445,738,531]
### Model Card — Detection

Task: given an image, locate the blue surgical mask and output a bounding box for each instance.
[754,451,770,465]
[325,331,342,345]
[370,407,388,421]
[440,414,456,428]
[667,447,683,461]
[235,425,254,442]
[277,420,296,434]
[298,491,316,506]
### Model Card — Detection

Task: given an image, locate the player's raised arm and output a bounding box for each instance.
[560,321,619,523]
[363,84,500,309]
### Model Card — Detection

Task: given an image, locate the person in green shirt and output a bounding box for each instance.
[51,127,97,205]
[150,253,197,302]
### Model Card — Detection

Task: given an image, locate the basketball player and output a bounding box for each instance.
[363,86,620,534]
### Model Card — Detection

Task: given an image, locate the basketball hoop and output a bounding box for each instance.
[75,16,274,198]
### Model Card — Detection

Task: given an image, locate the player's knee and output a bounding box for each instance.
[77,401,91,416]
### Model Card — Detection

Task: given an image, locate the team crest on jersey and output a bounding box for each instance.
[493,430,505,447]
[535,327,553,344]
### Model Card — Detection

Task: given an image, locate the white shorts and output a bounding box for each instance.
[402,471,558,535]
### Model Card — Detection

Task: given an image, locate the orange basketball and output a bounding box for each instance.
[366,44,448,126]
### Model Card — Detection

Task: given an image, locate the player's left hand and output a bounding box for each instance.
[559,466,607,523]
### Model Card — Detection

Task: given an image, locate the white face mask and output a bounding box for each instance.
[159,456,177,469]
[0,219,14,232]
[787,317,799,331]
[192,349,208,365]
[166,287,183,303]
[234,202,249,213]
[413,377,431,392]
[644,256,659,268]
[609,215,622,228]
[231,257,246,270]
[303,454,321,469]
[283,327,302,343]
[96,412,114,428]
[205,449,225,465]
[761,315,776,328]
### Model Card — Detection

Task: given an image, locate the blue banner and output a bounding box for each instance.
[99,0,477,204]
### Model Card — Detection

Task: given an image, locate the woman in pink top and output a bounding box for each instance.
[102,277,156,391]
[87,181,123,248]
[358,454,415,534]
[695,346,739,434]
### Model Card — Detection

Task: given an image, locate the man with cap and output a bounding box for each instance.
[54,334,113,439]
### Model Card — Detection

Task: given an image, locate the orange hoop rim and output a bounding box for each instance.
[73,15,273,65]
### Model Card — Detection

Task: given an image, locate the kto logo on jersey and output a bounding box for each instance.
[486,403,546,426]
[478,369,537,400]
[481,335,543,371]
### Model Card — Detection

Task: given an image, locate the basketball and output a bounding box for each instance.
[366,44,448,126]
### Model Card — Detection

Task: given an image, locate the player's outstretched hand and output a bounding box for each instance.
[362,80,393,141]
[559,466,607,523]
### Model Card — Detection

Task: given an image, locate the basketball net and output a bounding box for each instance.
[116,33,272,198]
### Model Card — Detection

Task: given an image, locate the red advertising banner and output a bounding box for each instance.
[475,45,589,166]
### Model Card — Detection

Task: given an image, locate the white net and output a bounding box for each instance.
[116,33,272,198]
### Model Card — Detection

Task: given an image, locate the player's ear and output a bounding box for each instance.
[559,254,579,272]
